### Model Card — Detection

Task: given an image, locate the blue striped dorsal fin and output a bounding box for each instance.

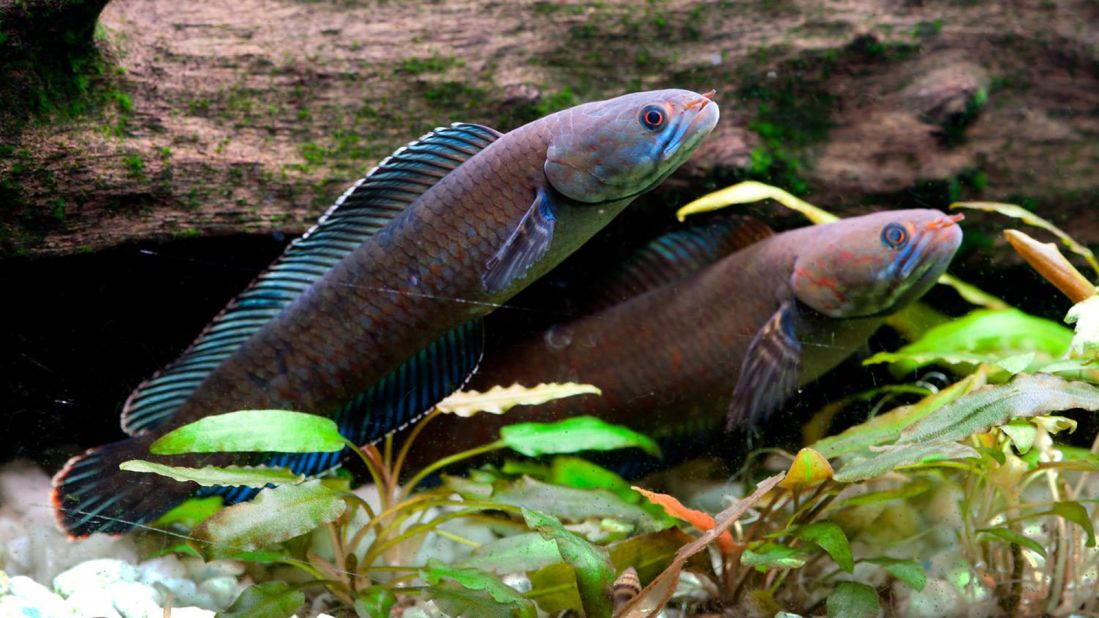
[121,123,501,436]
[595,216,774,307]
[196,319,484,505]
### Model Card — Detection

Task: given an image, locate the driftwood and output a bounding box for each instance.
[2,0,1098,256]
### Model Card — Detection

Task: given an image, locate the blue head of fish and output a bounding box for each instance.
[544,89,720,203]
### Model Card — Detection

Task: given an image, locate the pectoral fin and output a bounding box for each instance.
[726,301,802,431]
[482,188,556,294]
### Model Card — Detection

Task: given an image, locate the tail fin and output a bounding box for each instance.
[51,434,196,537]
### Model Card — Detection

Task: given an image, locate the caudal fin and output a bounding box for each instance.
[51,435,196,537]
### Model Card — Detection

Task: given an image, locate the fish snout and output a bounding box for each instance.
[923,212,965,232]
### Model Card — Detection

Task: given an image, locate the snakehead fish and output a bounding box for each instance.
[413,210,963,463]
[52,89,720,536]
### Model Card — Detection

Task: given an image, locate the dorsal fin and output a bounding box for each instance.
[121,123,501,436]
[595,216,774,307]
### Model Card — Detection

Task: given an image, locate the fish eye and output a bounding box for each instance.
[881,223,909,249]
[639,105,666,131]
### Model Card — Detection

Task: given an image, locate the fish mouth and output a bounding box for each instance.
[662,93,720,159]
[924,213,965,231]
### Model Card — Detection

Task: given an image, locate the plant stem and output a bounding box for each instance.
[399,442,506,501]
[391,408,441,482]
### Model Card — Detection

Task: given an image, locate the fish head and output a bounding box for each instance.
[544,89,720,203]
[791,209,964,318]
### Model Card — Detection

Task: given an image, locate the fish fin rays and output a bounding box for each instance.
[595,216,774,308]
[726,301,802,431]
[195,320,485,505]
[482,188,557,294]
[121,123,500,436]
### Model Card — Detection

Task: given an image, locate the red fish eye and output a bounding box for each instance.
[881,223,908,248]
[640,106,666,130]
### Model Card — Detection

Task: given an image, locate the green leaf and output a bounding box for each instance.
[1048,501,1096,547]
[221,581,304,618]
[937,273,1011,310]
[1000,419,1037,454]
[952,201,1099,275]
[794,522,854,572]
[996,352,1036,374]
[827,581,881,618]
[812,372,981,458]
[839,479,932,507]
[151,496,223,530]
[120,460,305,487]
[436,382,601,417]
[150,410,344,454]
[500,416,660,458]
[607,528,707,583]
[834,440,979,483]
[863,309,1072,375]
[522,508,616,618]
[354,586,397,618]
[493,476,663,531]
[740,542,810,570]
[422,560,536,618]
[676,180,839,224]
[526,562,583,613]
[427,583,525,618]
[461,532,563,574]
[898,373,1099,444]
[549,456,638,503]
[977,527,1047,558]
[194,480,346,555]
[866,557,926,591]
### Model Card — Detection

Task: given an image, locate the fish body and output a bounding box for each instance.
[53,90,719,536]
[415,210,963,460]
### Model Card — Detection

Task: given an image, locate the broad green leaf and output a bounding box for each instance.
[778,448,833,490]
[676,180,840,223]
[120,460,304,487]
[977,527,1047,558]
[152,496,223,529]
[952,201,1099,275]
[827,581,881,618]
[741,542,810,570]
[461,532,563,574]
[812,371,984,458]
[834,441,979,483]
[1000,420,1037,454]
[437,382,601,417]
[500,416,660,458]
[794,522,854,572]
[996,352,1036,374]
[1067,295,1099,359]
[866,557,926,591]
[1047,501,1096,547]
[150,410,344,454]
[550,456,637,503]
[427,583,524,618]
[194,480,346,555]
[495,476,661,530]
[221,582,304,618]
[608,528,706,583]
[523,508,615,618]
[863,309,1072,375]
[899,373,1099,444]
[354,586,397,618]
[527,562,583,613]
[422,560,536,618]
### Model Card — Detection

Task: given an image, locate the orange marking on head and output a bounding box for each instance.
[924,213,965,231]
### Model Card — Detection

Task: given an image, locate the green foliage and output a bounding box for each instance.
[422,560,536,618]
[522,508,616,618]
[827,582,881,618]
[119,461,305,487]
[500,415,661,457]
[221,582,305,618]
[149,409,345,454]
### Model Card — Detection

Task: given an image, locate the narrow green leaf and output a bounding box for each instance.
[827,581,881,618]
[899,373,1099,444]
[120,460,305,487]
[977,528,1047,558]
[194,480,346,555]
[740,542,810,570]
[1048,501,1096,547]
[867,557,926,591]
[839,480,932,507]
[501,416,660,458]
[952,201,1099,275]
[676,180,839,224]
[151,496,223,529]
[493,476,663,531]
[150,410,344,454]
[427,583,524,618]
[422,560,536,618]
[794,522,854,572]
[834,441,979,483]
[354,586,397,618]
[221,581,304,618]
[523,508,616,618]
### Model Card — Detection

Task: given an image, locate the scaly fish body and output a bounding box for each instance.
[417,210,963,458]
[53,90,719,536]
